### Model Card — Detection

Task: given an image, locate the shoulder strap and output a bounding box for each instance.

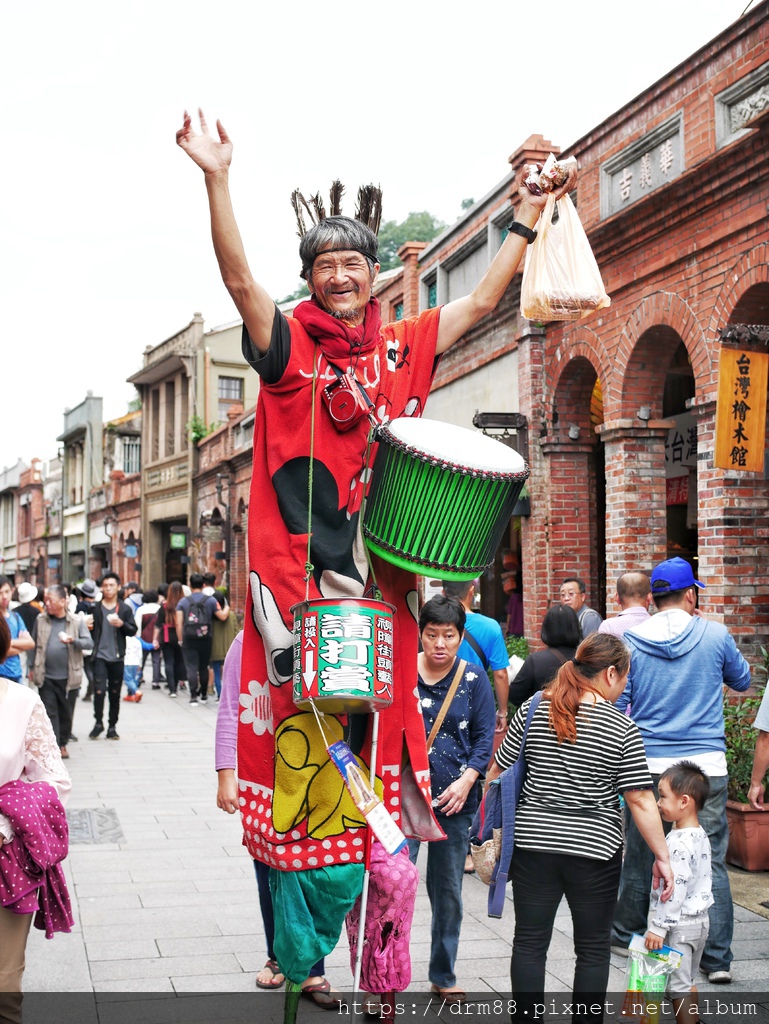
[488,690,543,918]
[463,629,489,670]
[327,360,377,412]
[534,647,568,688]
[425,659,466,754]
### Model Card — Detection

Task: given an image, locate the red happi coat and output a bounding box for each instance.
[239,304,446,870]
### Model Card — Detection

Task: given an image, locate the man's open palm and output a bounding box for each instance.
[176,109,232,174]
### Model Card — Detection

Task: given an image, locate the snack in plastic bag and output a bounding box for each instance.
[620,934,683,1023]
[525,153,578,195]
[520,188,611,322]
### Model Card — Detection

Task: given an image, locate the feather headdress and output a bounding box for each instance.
[291,179,382,237]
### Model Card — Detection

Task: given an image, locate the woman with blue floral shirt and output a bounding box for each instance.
[408,595,495,1004]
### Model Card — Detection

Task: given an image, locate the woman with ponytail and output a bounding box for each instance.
[487,632,673,1022]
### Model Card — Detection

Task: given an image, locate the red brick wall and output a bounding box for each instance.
[413,8,769,668]
[195,408,254,618]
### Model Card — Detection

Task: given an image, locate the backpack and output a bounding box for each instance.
[469,690,542,918]
[141,611,158,645]
[183,593,213,639]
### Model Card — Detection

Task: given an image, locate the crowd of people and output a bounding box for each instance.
[0,570,240,755]
[3,555,766,1021]
[2,108,767,1024]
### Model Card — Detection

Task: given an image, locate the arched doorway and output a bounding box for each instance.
[663,338,697,568]
[548,355,606,617]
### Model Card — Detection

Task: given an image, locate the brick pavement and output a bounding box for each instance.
[22,672,769,1017]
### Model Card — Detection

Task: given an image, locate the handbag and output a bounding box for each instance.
[469,690,543,918]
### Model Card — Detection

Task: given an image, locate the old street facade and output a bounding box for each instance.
[1,6,767,671]
[384,4,769,663]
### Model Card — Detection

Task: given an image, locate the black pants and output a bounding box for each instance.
[93,658,124,728]
[182,637,212,699]
[510,846,622,1023]
[67,686,78,739]
[161,644,185,694]
[39,677,72,748]
[82,656,95,698]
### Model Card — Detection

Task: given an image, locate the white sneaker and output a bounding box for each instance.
[707,970,732,984]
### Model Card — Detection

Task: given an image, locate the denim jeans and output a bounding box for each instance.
[408,809,471,989]
[211,659,223,698]
[142,646,165,682]
[123,664,141,695]
[612,773,732,972]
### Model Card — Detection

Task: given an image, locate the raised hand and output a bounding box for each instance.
[516,158,578,217]
[176,108,233,175]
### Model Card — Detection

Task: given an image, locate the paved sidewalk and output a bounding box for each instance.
[23,673,769,1013]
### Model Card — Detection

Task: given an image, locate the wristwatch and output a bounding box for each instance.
[506,220,537,244]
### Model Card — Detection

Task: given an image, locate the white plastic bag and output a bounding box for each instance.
[520,192,610,322]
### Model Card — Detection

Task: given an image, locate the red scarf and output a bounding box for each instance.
[293,297,382,360]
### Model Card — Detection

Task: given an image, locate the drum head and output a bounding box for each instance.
[385,417,525,474]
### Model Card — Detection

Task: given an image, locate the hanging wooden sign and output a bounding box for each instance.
[714,348,768,473]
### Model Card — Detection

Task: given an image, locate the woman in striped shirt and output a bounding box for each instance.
[487,632,673,1021]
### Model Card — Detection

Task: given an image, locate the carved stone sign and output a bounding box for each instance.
[716,62,769,149]
[601,114,683,219]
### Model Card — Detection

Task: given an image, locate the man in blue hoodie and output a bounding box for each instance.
[610,557,751,983]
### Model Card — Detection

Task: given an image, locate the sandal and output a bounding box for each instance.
[362,994,383,1018]
[430,984,466,1004]
[301,978,341,1009]
[255,958,285,989]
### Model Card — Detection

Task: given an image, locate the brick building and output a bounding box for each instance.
[58,392,104,584]
[0,460,26,580]
[419,4,769,660]
[16,459,45,583]
[127,314,259,588]
[194,404,255,613]
[86,408,142,583]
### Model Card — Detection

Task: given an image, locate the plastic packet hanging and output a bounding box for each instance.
[524,153,578,195]
[520,188,611,322]
[621,934,683,1023]
[327,740,407,855]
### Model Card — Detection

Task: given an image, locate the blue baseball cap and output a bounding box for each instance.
[650,557,704,595]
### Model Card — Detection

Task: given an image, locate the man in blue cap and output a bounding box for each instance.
[610,557,751,983]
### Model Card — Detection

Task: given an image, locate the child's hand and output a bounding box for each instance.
[216,769,239,813]
[644,931,663,951]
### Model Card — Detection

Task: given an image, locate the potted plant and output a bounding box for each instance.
[724,647,769,872]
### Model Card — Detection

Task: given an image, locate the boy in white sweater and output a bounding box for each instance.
[645,761,714,1024]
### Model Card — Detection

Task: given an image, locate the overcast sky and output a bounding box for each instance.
[0,0,755,471]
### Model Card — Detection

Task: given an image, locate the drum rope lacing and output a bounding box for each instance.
[360,424,381,599]
[377,428,529,481]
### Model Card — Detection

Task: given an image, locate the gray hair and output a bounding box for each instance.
[46,584,68,602]
[299,216,378,281]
